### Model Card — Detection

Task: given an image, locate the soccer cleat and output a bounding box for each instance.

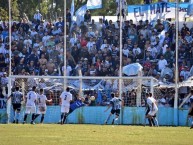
[31,121,35,125]
[16,120,19,124]
[22,121,25,124]
[12,120,15,123]
[104,121,107,125]
[190,125,193,129]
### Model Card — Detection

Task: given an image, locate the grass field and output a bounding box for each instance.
[0,124,192,145]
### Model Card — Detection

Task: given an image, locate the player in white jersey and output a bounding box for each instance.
[149,93,159,127]
[60,87,72,124]
[23,86,37,124]
[33,89,52,124]
[146,92,158,123]
[104,93,122,125]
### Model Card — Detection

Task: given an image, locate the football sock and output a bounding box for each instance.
[151,118,155,126]
[106,114,111,123]
[112,119,115,125]
[33,114,40,121]
[23,114,28,122]
[14,111,16,121]
[154,117,159,126]
[16,112,20,121]
[61,113,64,123]
[31,114,36,122]
[148,119,153,126]
[114,117,118,124]
[63,113,68,124]
[40,114,45,123]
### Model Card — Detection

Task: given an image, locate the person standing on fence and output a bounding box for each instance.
[7,86,23,124]
[23,86,37,125]
[59,87,72,125]
[188,90,193,129]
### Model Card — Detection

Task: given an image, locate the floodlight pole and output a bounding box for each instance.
[174,0,179,126]
[119,0,123,97]
[63,0,67,90]
[119,0,123,125]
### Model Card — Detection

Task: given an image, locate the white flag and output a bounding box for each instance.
[87,0,102,10]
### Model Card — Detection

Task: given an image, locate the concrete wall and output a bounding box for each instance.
[0,105,190,126]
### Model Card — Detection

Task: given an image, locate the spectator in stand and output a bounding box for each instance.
[84,10,91,23]
[158,55,168,71]
[33,10,42,24]
[66,8,72,27]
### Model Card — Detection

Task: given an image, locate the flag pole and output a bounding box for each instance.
[174,0,179,126]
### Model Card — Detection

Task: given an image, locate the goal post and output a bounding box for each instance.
[7,75,156,124]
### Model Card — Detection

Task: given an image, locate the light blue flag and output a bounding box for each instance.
[87,0,102,10]
[75,4,87,25]
[187,0,193,16]
[71,0,75,16]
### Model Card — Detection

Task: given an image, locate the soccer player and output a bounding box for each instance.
[188,90,193,129]
[23,86,37,124]
[144,93,155,126]
[104,93,122,125]
[7,86,24,124]
[149,93,159,127]
[69,96,85,114]
[33,89,52,124]
[60,87,72,125]
[146,92,158,126]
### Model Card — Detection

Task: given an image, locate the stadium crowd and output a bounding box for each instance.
[0,8,193,108]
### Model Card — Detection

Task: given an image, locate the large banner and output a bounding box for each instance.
[188,0,193,16]
[87,0,102,10]
[128,2,189,21]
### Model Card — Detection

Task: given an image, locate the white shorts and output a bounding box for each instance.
[61,106,70,113]
[25,106,36,114]
[37,106,47,114]
[148,108,158,116]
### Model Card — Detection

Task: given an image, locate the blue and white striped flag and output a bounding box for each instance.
[75,4,87,25]
[71,0,75,16]
[87,0,102,10]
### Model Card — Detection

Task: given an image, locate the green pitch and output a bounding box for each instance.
[0,124,192,145]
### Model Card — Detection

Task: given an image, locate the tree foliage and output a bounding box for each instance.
[0,0,182,21]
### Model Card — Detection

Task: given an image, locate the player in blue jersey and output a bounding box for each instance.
[188,90,193,129]
[69,97,85,114]
[104,93,122,125]
[57,95,85,124]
